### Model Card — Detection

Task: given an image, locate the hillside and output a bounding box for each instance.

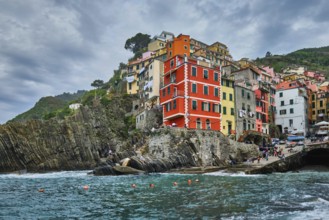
[10,90,86,122]
[255,46,329,76]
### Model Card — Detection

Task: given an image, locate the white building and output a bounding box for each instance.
[275,81,308,135]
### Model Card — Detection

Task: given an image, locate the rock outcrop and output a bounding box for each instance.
[0,96,135,173]
[92,128,259,175]
[0,95,259,175]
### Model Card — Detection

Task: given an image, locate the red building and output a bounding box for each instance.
[255,82,270,133]
[160,55,221,130]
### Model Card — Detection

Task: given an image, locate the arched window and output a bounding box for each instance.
[206,119,211,130]
[197,118,202,129]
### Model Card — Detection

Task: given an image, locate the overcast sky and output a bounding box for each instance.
[1,0,329,124]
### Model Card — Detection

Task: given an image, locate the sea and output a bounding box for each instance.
[1,167,329,219]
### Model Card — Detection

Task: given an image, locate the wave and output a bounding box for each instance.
[0,170,91,179]
[204,170,261,177]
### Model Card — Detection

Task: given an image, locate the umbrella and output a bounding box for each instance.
[315,121,329,126]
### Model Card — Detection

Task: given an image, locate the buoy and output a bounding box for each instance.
[188,179,192,185]
[173,182,178,186]
[38,188,45,193]
[195,179,199,183]
[83,185,89,190]
[131,184,136,188]
[149,183,155,188]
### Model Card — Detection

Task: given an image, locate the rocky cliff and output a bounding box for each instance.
[0,95,259,174]
[0,96,135,173]
[93,128,259,175]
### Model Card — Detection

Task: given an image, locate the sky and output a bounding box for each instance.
[1,0,329,124]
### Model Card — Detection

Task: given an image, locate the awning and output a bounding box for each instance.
[287,136,304,141]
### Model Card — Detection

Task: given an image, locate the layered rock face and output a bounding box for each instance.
[0,95,258,174]
[93,128,259,175]
[0,98,133,173]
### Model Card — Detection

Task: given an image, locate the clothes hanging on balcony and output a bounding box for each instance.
[126,76,135,83]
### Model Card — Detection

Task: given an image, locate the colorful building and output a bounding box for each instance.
[220,76,235,135]
[160,55,221,130]
[166,34,190,59]
[126,52,153,94]
[275,81,309,135]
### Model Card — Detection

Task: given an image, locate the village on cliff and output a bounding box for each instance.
[109,31,327,143]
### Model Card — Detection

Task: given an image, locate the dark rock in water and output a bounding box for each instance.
[93,165,117,176]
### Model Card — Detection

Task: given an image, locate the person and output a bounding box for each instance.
[257,155,261,163]
[265,151,269,161]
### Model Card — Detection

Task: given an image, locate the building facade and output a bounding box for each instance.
[160,55,221,130]
[275,81,309,135]
[221,77,235,135]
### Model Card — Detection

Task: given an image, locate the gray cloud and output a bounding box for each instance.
[0,0,329,124]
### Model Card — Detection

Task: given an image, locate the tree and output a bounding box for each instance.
[265,51,272,57]
[124,33,151,55]
[91,79,104,99]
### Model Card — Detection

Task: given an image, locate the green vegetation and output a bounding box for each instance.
[10,90,86,122]
[125,33,151,60]
[255,46,329,77]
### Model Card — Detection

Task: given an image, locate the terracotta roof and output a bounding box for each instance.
[276,81,303,90]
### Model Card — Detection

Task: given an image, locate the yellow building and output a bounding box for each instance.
[126,52,152,94]
[148,39,166,52]
[221,77,235,136]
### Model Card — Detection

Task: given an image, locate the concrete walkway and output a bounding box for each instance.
[243,144,304,168]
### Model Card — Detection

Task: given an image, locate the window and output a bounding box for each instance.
[204,85,208,95]
[197,118,201,129]
[281,101,284,106]
[213,104,220,113]
[192,83,197,93]
[312,102,315,108]
[169,43,172,48]
[279,92,283,97]
[223,107,227,115]
[192,100,197,110]
[166,102,171,111]
[243,119,247,130]
[192,66,197,76]
[229,94,233,101]
[167,87,170,95]
[136,64,140,70]
[169,51,172,57]
[290,99,293,105]
[170,60,174,68]
[280,109,286,115]
[312,94,315,100]
[203,69,208,79]
[242,89,245,97]
[214,72,218,81]
[231,108,234,115]
[226,80,230,87]
[223,92,226,100]
[214,88,219,97]
[320,100,323,107]
[289,119,293,127]
[247,92,250,100]
[290,108,294,114]
[129,83,132,90]
[173,100,176,109]
[206,119,211,130]
[202,102,210,111]
[242,103,245,110]
[312,110,315,115]
[184,45,188,50]
[221,78,223,86]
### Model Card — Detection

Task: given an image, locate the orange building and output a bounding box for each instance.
[160,55,221,130]
[166,34,190,59]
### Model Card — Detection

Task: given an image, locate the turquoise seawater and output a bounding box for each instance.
[1,169,329,219]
